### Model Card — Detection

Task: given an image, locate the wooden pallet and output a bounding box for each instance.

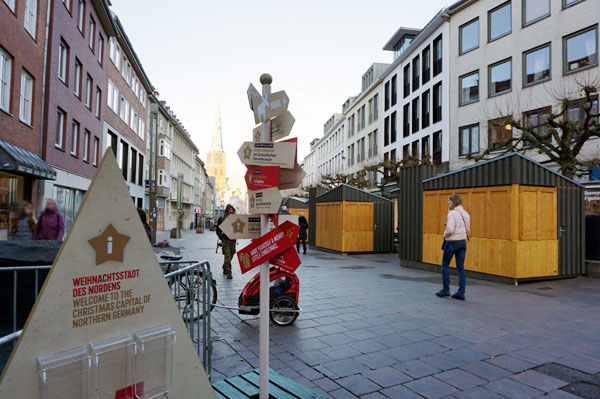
[212,368,325,399]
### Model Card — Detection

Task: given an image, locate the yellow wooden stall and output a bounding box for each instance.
[316,201,373,252]
[422,185,558,279]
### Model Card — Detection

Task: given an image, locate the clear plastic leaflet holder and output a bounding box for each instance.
[38,345,92,399]
[134,324,176,399]
[89,334,136,399]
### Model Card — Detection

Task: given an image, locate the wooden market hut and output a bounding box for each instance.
[420,153,585,282]
[312,185,394,253]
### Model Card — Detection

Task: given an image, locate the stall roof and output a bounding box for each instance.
[0,140,56,180]
[282,197,309,209]
[423,153,582,190]
[316,184,393,203]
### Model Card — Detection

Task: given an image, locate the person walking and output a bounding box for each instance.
[9,202,36,240]
[436,194,470,300]
[33,199,65,241]
[216,204,236,279]
[280,205,291,215]
[296,212,309,255]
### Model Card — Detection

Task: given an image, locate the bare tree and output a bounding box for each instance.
[468,77,599,179]
[365,156,432,186]
[319,170,370,190]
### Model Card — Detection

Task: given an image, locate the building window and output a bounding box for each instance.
[58,41,68,83]
[412,56,420,91]
[85,75,92,108]
[62,0,71,11]
[422,90,430,129]
[564,26,598,74]
[88,18,95,52]
[523,106,552,147]
[98,34,104,65]
[138,154,144,185]
[384,81,390,111]
[433,82,442,123]
[523,0,550,26]
[19,71,33,125]
[459,124,480,156]
[411,141,419,159]
[422,135,430,161]
[433,131,442,165]
[390,111,397,143]
[403,104,410,138]
[95,87,101,118]
[109,37,121,70]
[523,44,551,86]
[56,109,65,148]
[433,34,442,76]
[93,136,99,166]
[24,0,37,38]
[83,129,90,161]
[459,71,479,105]
[76,0,85,32]
[566,97,599,139]
[3,0,15,12]
[422,45,430,84]
[460,18,479,55]
[73,60,81,97]
[121,140,129,179]
[130,148,137,183]
[563,0,585,8]
[403,65,410,98]
[402,145,409,160]
[488,118,513,150]
[384,116,389,146]
[489,58,512,97]
[0,48,11,112]
[412,98,420,133]
[489,1,511,41]
[391,75,397,106]
[71,120,79,156]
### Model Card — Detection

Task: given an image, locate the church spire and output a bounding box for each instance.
[210,98,224,152]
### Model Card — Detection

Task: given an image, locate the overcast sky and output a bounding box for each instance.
[111,0,451,178]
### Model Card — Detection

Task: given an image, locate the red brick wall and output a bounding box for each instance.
[0,0,49,154]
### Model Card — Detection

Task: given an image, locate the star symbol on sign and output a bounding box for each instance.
[233,218,245,233]
[254,130,261,142]
[243,145,252,160]
[88,224,131,265]
[285,228,293,240]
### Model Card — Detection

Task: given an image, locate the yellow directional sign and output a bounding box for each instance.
[253,111,295,142]
[219,214,261,239]
[237,141,296,169]
[251,90,289,124]
[279,162,306,190]
[248,187,283,214]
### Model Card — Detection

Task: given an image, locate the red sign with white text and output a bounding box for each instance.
[237,221,299,274]
[245,166,280,190]
[270,247,301,273]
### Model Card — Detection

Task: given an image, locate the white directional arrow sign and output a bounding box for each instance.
[247,83,261,112]
[248,187,283,214]
[252,90,289,124]
[279,162,306,190]
[253,111,295,142]
[237,141,296,169]
[219,214,261,239]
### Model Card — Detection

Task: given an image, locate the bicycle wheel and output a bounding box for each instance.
[269,296,298,326]
[168,270,217,322]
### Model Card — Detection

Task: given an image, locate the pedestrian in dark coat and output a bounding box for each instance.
[217,204,236,279]
[296,213,309,254]
[33,199,65,241]
[9,202,36,240]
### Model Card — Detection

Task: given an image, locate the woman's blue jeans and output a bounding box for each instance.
[441,240,467,295]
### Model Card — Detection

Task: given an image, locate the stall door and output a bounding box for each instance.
[558,188,585,276]
[373,202,393,253]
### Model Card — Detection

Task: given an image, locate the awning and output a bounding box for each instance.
[0,140,56,180]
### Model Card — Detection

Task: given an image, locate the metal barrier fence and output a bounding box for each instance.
[0,260,214,379]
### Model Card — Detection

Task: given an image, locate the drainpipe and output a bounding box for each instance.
[37,0,53,212]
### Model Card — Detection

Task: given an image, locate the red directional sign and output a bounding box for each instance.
[245,166,280,190]
[237,221,299,274]
[270,247,301,273]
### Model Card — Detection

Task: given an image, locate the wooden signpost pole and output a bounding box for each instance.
[259,73,272,399]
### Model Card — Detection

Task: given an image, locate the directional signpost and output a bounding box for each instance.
[239,74,305,399]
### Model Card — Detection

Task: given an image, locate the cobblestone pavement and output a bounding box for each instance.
[160,230,600,399]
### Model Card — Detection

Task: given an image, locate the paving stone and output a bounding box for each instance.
[486,354,536,373]
[485,377,544,399]
[431,335,471,349]
[324,358,370,378]
[360,392,388,399]
[336,375,381,396]
[421,353,467,371]
[540,390,586,399]
[511,369,569,393]
[313,377,341,392]
[329,388,359,399]
[362,366,412,388]
[460,361,513,381]
[298,366,323,380]
[320,345,363,361]
[380,384,425,399]
[434,368,486,390]
[404,375,459,398]
[297,350,334,367]
[375,334,413,348]
[320,333,356,346]
[510,348,558,365]
[404,341,448,357]
[394,359,441,379]
[454,387,508,399]
[554,354,600,375]
[348,340,388,354]
[354,352,396,369]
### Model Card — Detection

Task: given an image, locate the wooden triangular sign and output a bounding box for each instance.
[0,150,215,398]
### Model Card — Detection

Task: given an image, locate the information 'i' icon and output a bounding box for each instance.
[107,236,113,255]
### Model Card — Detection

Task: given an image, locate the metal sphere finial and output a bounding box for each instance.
[260,73,272,85]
